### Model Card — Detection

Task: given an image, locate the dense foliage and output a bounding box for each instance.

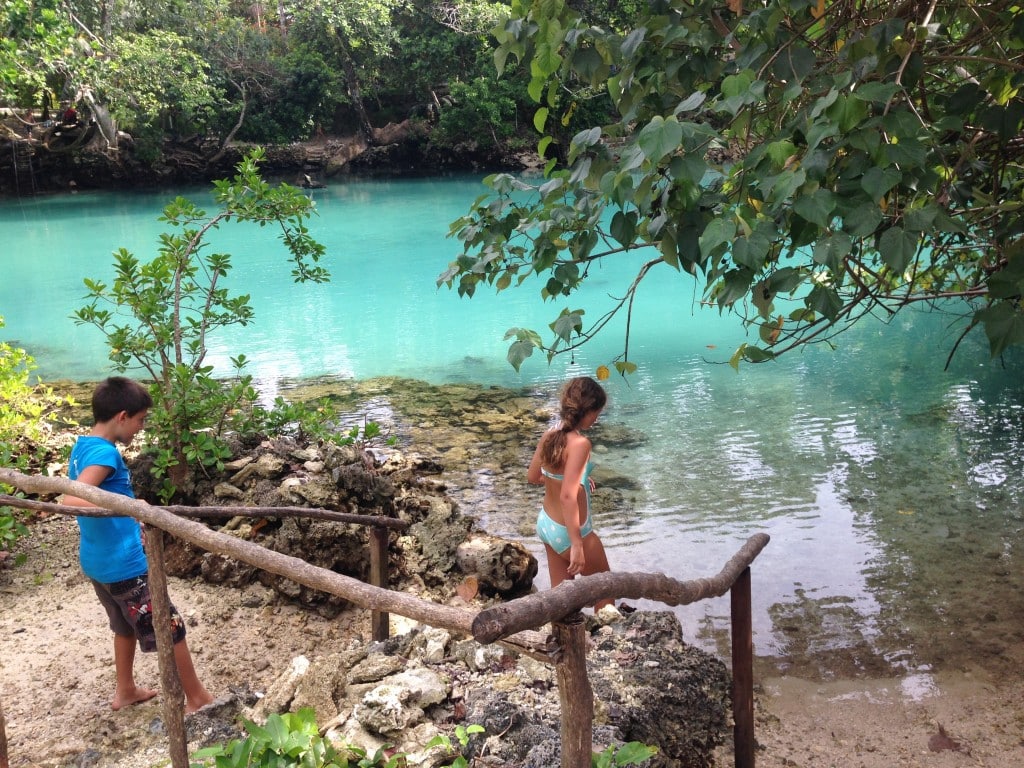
[0,0,543,160]
[442,0,1024,370]
[0,316,75,555]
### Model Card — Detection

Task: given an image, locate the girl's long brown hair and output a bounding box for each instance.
[539,376,607,471]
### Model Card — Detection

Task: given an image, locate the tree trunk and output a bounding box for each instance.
[78,88,118,150]
[277,0,288,36]
[207,83,247,168]
[337,44,376,144]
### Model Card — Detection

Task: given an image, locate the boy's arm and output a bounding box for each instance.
[61,465,113,508]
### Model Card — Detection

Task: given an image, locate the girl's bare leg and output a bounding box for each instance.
[544,543,571,590]
[111,634,157,710]
[582,534,613,610]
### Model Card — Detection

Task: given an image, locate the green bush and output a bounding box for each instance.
[190,708,404,768]
[0,314,75,557]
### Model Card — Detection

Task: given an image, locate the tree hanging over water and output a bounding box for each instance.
[442,0,1024,372]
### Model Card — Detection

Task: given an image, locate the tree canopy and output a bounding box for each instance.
[442,0,1024,372]
[0,0,532,157]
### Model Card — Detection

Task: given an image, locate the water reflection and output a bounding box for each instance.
[4,180,1024,685]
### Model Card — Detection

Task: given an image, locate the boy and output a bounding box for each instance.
[62,376,213,713]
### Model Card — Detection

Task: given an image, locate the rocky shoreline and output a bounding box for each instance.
[2,376,731,768]
[0,119,542,198]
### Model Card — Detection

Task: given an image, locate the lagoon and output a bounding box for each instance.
[2,176,1023,684]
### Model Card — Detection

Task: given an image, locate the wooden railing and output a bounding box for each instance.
[0,469,769,768]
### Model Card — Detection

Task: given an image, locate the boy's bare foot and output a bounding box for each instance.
[185,690,215,714]
[112,686,158,711]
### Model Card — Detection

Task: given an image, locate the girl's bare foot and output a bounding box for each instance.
[112,686,158,711]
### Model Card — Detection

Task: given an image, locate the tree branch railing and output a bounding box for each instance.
[0,469,769,768]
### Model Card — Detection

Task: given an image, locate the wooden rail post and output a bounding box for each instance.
[730,566,755,768]
[1,692,9,768]
[369,526,389,641]
[145,528,188,768]
[553,614,592,768]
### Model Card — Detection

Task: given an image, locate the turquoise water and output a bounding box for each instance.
[3,178,1023,681]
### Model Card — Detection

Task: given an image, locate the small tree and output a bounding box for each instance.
[74,149,329,500]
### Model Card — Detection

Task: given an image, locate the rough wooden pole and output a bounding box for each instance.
[145,528,188,768]
[731,566,755,768]
[553,614,592,768]
[0,692,9,768]
[369,526,389,641]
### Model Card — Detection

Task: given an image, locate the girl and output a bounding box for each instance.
[528,376,613,609]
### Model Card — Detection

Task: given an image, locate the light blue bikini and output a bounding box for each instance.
[536,459,595,554]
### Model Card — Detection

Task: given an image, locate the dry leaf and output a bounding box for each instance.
[456,576,479,601]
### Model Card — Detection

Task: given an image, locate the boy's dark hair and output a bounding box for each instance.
[92,376,153,423]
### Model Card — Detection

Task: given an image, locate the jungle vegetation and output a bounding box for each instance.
[0,0,550,162]
[3,2,1024,377]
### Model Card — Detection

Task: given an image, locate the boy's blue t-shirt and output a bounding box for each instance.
[68,435,148,583]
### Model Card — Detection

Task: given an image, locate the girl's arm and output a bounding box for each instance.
[559,433,590,574]
[527,432,548,484]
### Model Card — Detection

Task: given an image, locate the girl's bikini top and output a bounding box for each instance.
[541,457,594,486]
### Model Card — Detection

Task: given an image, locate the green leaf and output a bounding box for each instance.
[812,232,853,272]
[507,338,537,371]
[620,28,646,59]
[613,741,659,765]
[550,309,584,341]
[699,217,737,260]
[533,107,549,133]
[659,228,680,269]
[675,91,706,114]
[743,346,777,363]
[860,167,902,200]
[852,81,900,103]
[717,269,754,306]
[806,284,842,321]
[765,140,797,170]
[731,226,774,270]
[977,302,1024,357]
[792,189,836,228]
[987,257,1024,299]
[528,76,545,103]
[878,226,918,272]
[841,203,883,238]
[610,210,638,247]
[638,116,683,163]
[825,93,868,132]
[532,38,563,78]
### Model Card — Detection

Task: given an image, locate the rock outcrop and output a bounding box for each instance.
[232,610,730,768]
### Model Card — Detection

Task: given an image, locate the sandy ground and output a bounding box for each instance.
[2,515,1023,768]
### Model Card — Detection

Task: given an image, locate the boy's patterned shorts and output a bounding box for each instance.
[91,574,186,652]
